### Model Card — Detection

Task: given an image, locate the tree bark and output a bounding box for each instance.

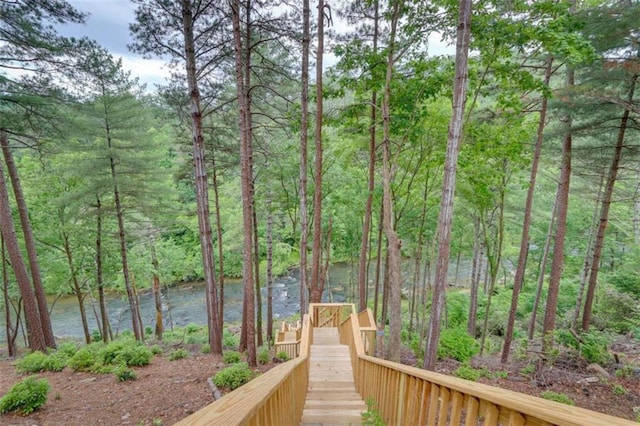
[299,0,310,315]
[423,0,472,371]
[211,155,225,336]
[95,196,110,343]
[501,57,553,363]
[62,231,91,344]
[0,133,55,348]
[253,206,263,347]
[150,233,164,340]
[542,66,574,353]
[231,0,256,366]
[266,200,274,345]
[467,216,481,336]
[309,0,325,304]
[2,235,18,356]
[181,0,222,354]
[0,148,46,351]
[582,74,637,331]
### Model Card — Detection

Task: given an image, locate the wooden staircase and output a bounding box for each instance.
[301,327,366,426]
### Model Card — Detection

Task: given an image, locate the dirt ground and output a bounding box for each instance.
[1,341,640,425]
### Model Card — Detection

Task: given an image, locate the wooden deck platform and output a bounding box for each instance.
[301,327,366,426]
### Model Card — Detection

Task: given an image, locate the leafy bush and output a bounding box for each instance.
[437,327,479,362]
[114,345,153,367]
[275,351,290,362]
[169,349,189,361]
[593,288,640,334]
[361,397,386,426]
[57,341,78,357]
[453,364,481,381]
[223,350,242,364]
[200,344,211,354]
[0,376,50,414]
[556,329,612,365]
[68,346,100,372]
[446,292,469,328]
[145,326,153,337]
[223,329,239,349]
[14,351,52,373]
[114,365,137,381]
[149,345,164,356]
[213,363,254,390]
[185,323,201,334]
[257,347,270,365]
[540,391,574,406]
[612,384,627,396]
[90,329,102,342]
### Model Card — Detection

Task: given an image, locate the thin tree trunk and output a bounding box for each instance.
[150,234,163,340]
[0,154,46,351]
[2,235,17,356]
[380,0,402,363]
[0,133,55,348]
[501,57,553,363]
[232,0,256,366]
[528,196,557,340]
[266,201,274,345]
[542,66,574,353]
[299,0,310,316]
[358,0,379,313]
[582,74,637,332]
[373,200,384,322]
[212,155,225,335]
[95,196,110,343]
[253,206,263,347]
[467,216,481,336]
[181,0,222,354]
[423,0,472,371]
[309,0,325,304]
[573,175,604,329]
[62,231,91,344]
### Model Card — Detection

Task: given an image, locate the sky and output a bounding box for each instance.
[59,1,453,90]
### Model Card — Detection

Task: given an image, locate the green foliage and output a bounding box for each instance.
[14,351,66,373]
[615,366,633,379]
[612,384,627,396]
[446,292,469,328]
[223,351,242,364]
[275,351,290,362]
[437,328,479,362]
[114,365,138,382]
[57,341,78,357]
[200,344,211,354]
[361,398,386,426]
[169,349,189,361]
[149,345,164,355]
[0,376,50,415]
[257,347,270,365]
[223,329,239,350]
[540,391,575,406]
[99,340,152,367]
[212,363,254,391]
[68,345,101,372]
[91,330,103,342]
[185,323,201,334]
[520,364,535,376]
[453,364,481,381]
[593,288,640,334]
[556,329,612,365]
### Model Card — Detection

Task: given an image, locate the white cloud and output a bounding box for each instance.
[119,56,172,89]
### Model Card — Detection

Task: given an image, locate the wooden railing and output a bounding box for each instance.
[274,320,302,359]
[174,314,312,426]
[176,303,636,425]
[338,310,637,426]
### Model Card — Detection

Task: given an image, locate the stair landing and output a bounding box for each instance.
[301,327,366,426]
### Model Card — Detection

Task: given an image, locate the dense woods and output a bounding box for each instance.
[1,0,639,377]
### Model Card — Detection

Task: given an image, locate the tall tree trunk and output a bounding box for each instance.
[357,0,379,313]
[501,57,553,363]
[150,233,163,340]
[542,66,574,353]
[2,235,17,356]
[62,231,91,344]
[266,200,274,345]
[309,0,325,304]
[582,74,637,331]
[528,196,557,340]
[299,0,310,316]
[95,196,110,343]
[573,176,603,329]
[380,0,402,363]
[467,216,481,336]
[423,0,472,371]
[212,155,225,335]
[231,0,256,366]
[373,200,384,323]
[181,0,222,354]
[0,154,46,351]
[253,206,263,347]
[0,133,55,348]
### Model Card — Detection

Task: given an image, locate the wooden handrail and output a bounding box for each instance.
[175,314,312,426]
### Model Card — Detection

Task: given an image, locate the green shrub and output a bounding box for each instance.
[612,384,627,396]
[223,329,239,349]
[257,347,270,365]
[213,363,254,390]
[540,391,574,406]
[437,327,479,362]
[145,326,153,337]
[57,341,78,357]
[200,344,211,354]
[14,351,51,373]
[362,397,386,426]
[68,346,100,372]
[557,329,612,365]
[185,323,201,334]
[169,348,189,361]
[0,376,50,414]
[114,365,137,381]
[223,350,242,364]
[275,351,290,362]
[114,345,153,367]
[453,364,481,381]
[150,345,164,356]
[90,329,102,342]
